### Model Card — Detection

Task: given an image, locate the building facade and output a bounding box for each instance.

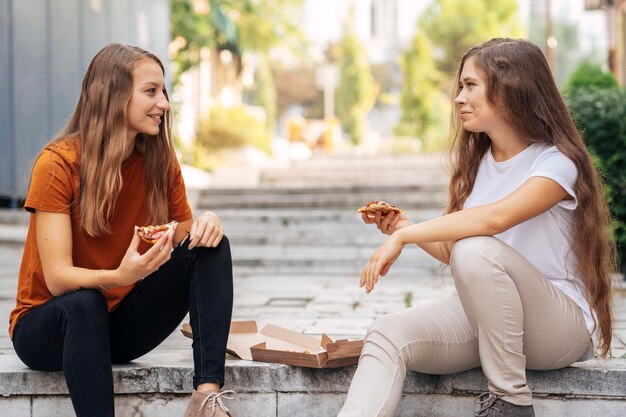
[0,0,170,200]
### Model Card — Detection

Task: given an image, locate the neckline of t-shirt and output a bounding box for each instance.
[487,143,538,168]
[122,148,140,169]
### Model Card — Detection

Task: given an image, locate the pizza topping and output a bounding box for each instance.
[357,201,404,214]
[137,220,178,244]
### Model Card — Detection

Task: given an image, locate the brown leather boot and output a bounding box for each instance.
[474,392,535,417]
[184,390,236,417]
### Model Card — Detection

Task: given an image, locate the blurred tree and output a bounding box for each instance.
[336,10,378,145]
[233,0,305,55]
[419,0,523,75]
[394,32,448,151]
[170,0,304,83]
[564,61,620,92]
[253,54,277,134]
[170,0,236,83]
[394,0,522,152]
[171,0,304,142]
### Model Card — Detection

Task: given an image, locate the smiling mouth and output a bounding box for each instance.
[148,114,162,121]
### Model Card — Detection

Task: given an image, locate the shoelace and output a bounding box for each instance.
[474,392,504,416]
[199,390,236,416]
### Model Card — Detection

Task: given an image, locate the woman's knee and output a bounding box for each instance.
[194,235,232,261]
[450,236,502,277]
[191,235,234,288]
[43,289,110,335]
[60,289,108,316]
[364,314,406,357]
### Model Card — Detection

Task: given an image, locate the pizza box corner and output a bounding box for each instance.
[181,321,363,368]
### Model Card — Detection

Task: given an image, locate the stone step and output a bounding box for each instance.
[0,209,445,247]
[263,153,447,171]
[260,167,448,187]
[0,208,444,226]
[1,353,625,417]
[197,185,448,210]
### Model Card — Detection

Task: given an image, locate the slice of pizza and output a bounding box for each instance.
[137,220,178,244]
[357,201,405,215]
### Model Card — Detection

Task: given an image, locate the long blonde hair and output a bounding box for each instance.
[36,43,176,235]
[445,38,615,357]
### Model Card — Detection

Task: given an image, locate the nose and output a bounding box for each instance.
[157,99,170,111]
[454,91,467,104]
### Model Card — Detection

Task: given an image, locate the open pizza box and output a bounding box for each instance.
[181,321,363,368]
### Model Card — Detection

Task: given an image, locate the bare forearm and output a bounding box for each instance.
[45,266,122,296]
[395,208,498,247]
[416,241,452,264]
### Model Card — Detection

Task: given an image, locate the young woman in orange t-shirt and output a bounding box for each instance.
[10,43,235,417]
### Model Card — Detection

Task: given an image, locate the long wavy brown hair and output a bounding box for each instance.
[34,43,176,236]
[445,38,615,357]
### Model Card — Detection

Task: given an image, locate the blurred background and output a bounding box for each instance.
[1,0,625,268]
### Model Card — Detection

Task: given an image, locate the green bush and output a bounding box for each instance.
[563,61,620,92]
[195,106,271,154]
[566,85,626,272]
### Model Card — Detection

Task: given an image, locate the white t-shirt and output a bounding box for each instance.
[463,143,595,359]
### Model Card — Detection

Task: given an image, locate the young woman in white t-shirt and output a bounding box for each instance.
[338,38,614,417]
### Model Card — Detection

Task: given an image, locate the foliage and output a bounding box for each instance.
[253,54,277,135]
[195,106,272,155]
[394,0,522,152]
[418,0,523,75]
[563,61,620,93]
[335,11,378,145]
[394,32,448,151]
[170,0,227,83]
[170,0,304,83]
[171,0,304,150]
[232,0,306,55]
[566,81,626,270]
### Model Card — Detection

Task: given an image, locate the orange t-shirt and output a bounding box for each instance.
[9,138,193,338]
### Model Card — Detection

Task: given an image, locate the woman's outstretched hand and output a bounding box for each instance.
[116,229,174,285]
[188,211,224,249]
[361,211,413,235]
[360,234,404,293]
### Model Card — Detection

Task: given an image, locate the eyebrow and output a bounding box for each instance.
[460,76,479,83]
[141,81,165,88]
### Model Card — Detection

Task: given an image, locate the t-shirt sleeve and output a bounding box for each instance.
[529,148,578,210]
[24,149,75,214]
[168,160,193,222]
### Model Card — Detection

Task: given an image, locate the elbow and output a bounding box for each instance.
[45,279,65,297]
[44,270,70,297]
[467,205,514,237]
[481,215,509,236]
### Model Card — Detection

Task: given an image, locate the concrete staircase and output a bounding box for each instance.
[1,152,626,416]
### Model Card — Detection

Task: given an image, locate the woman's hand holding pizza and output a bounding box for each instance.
[362,211,413,235]
[116,228,174,285]
[188,211,224,249]
[358,201,413,235]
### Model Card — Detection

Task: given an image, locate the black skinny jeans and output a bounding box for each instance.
[12,237,233,417]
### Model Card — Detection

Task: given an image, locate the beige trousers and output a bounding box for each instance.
[338,236,592,417]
